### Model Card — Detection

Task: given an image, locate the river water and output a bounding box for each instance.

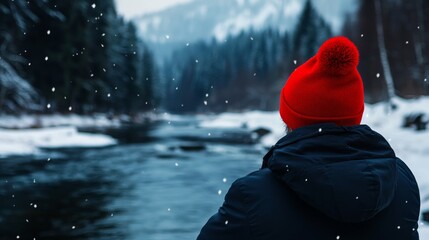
[0,118,270,240]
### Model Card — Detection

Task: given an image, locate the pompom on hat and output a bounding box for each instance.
[279,36,364,130]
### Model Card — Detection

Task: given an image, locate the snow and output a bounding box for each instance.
[0,114,121,129]
[199,96,429,237]
[213,3,278,40]
[283,0,302,18]
[0,127,117,157]
[0,114,119,157]
[135,0,356,45]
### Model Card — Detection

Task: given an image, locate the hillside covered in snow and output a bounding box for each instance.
[135,0,357,43]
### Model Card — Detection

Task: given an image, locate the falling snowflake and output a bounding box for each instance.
[293,60,297,65]
[223,178,227,183]
[47,103,51,109]
[47,30,51,35]
[51,87,55,92]
[44,56,49,61]
[91,3,96,8]
[203,101,208,105]
[218,190,222,195]
[376,73,380,78]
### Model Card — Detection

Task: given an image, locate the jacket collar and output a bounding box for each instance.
[262,123,369,168]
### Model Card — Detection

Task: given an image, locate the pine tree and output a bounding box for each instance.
[17,0,157,115]
[292,0,332,65]
[0,1,56,112]
[165,28,286,113]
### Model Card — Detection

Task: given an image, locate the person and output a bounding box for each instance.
[196,36,420,240]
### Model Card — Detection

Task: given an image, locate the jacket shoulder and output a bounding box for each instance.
[232,168,287,197]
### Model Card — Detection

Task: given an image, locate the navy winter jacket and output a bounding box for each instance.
[197,123,420,240]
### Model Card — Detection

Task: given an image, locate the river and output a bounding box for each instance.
[0,117,269,240]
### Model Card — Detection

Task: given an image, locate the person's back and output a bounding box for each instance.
[197,37,420,240]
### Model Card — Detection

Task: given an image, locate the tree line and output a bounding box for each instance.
[163,0,429,113]
[163,0,331,113]
[1,0,428,115]
[0,0,157,115]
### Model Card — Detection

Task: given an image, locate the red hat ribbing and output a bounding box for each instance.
[279,36,364,130]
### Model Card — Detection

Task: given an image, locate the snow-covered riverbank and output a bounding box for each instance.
[0,114,121,157]
[0,114,122,129]
[0,127,117,157]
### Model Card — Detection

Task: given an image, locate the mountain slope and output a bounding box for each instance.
[134,0,357,45]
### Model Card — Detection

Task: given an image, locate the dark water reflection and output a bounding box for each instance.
[0,120,266,239]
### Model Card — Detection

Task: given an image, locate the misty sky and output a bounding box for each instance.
[114,0,193,18]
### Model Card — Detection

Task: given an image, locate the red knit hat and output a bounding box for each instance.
[279,36,364,130]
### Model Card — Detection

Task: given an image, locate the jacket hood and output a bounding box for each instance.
[262,123,397,223]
